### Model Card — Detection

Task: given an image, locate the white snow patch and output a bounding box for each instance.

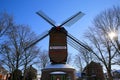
[45,64,74,69]
[50,71,66,74]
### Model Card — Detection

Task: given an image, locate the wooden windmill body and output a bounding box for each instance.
[49,27,67,64]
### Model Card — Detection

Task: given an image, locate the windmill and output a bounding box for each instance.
[25,11,91,64]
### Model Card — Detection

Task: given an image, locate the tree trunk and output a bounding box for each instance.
[107,69,113,80]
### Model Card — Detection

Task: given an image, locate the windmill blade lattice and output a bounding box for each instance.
[36,11,56,27]
[67,36,82,51]
[60,11,85,27]
[67,33,92,51]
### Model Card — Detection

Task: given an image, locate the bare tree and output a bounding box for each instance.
[0,12,13,38]
[66,52,73,65]
[84,6,120,80]
[0,12,13,61]
[74,48,95,72]
[38,50,50,69]
[23,46,39,70]
[0,25,39,72]
[74,54,83,72]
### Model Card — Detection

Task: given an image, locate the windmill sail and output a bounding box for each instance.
[24,31,49,50]
[60,11,85,27]
[67,33,92,51]
[67,37,82,51]
[36,11,56,27]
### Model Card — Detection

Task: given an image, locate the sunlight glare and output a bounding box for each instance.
[108,32,117,40]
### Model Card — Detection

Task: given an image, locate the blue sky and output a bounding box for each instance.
[0,0,120,56]
[0,0,120,71]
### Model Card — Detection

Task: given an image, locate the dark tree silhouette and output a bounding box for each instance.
[0,25,39,72]
[84,6,120,80]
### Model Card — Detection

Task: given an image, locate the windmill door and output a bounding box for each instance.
[50,72,67,80]
[51,75,66,80]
